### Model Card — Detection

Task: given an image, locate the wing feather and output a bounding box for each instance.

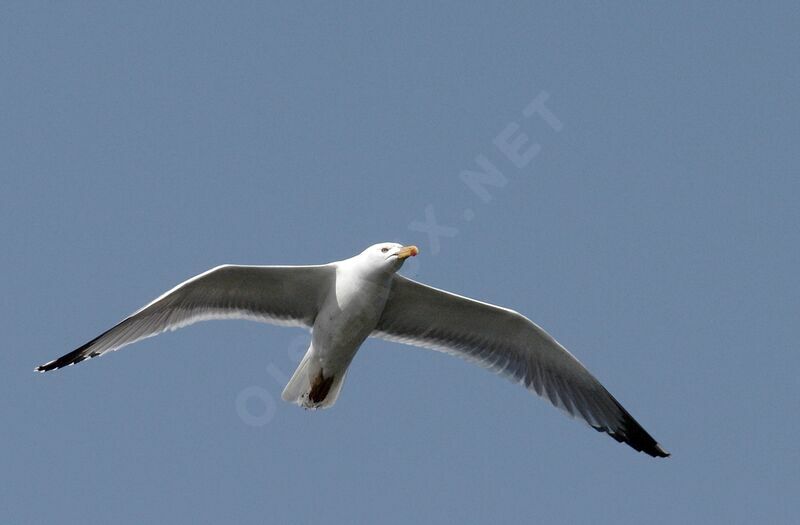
[37,264,333,371]
[372,275,669,458]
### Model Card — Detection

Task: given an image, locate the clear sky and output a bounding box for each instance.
[2,2,798,523]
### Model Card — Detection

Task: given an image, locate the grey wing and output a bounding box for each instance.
[36,264,333,372]
[372,274,669,458]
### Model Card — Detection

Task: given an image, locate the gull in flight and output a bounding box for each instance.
[37,243,669,457]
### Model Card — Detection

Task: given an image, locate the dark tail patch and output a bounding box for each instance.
[308,370,335,404]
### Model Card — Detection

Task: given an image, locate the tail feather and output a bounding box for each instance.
[282,348,347,409]
[308,373,335,404]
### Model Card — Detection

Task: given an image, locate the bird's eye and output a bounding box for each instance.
[381,247,389,253]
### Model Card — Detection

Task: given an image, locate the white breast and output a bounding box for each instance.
[311,261,393,368]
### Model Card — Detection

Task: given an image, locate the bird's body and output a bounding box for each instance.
[37,242,670,458]
[283,253,397,407]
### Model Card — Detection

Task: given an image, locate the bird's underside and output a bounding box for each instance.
[36,243,670,458]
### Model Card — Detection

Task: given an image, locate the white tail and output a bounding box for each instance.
[281,346,348,409]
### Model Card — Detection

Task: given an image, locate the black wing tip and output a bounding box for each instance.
[35,339,104,372]
[641,444,671,458]
[591,408,670,458]
[653,444,671,458]
[35,352,88,372]
[631,435,670,458]
[620,417,671,459]
[608,393,671,458]
[591,424,670,458]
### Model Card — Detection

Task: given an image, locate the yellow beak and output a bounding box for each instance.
[396,245,419,260]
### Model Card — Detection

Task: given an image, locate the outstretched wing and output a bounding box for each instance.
[37,264,333,372]
[372,275,669,458]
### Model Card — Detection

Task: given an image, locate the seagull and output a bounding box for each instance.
[37,242,669,457]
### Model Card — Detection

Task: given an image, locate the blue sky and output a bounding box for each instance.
[2,2,798,523]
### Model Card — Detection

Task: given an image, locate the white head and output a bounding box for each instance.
[354,242,419,274]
